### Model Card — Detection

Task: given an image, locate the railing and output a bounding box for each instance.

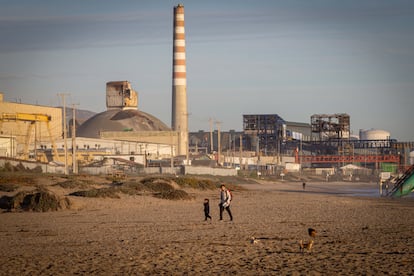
[388,165,414,197]
[299,154,400,164]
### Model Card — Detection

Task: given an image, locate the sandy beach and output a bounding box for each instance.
[1,179,413,275]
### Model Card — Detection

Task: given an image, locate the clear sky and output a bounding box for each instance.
[1,0,413,141]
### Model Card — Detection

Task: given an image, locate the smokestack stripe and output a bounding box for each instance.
[174,40,185,47]
[173,5,186,85]
[174,52,186,59]
[172,4,188,155]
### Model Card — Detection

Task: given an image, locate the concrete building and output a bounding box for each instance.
[106,81,138,110]
[42,136,173,167]
[77,81,170,138]
[76,81,177,162]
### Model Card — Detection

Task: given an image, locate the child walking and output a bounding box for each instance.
[203,198,212,221]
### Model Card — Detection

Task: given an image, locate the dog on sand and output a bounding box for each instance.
[250,236,260,244]
[299,239,314,253]
[299,228,316,253]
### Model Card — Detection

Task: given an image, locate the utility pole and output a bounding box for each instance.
[300,138,302,177]
[228,132,231,167]
[239,134,243,169]
[227,132,233,165]
[170,130,174,171]
[34,120,37,161]
[72,103,79,174]
[215,121,221,166]
[184,112,191,166]
[209,118,214,153]
[232,133,235,168]
[58,93,69,175]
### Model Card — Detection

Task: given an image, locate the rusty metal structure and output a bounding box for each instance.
[106,81,138,110]
[243,114,286,155]
[311,113,350,141]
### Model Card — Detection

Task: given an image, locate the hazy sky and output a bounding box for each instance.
[1,0,413,141]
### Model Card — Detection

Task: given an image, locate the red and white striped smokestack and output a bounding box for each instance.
[172,4,188,156]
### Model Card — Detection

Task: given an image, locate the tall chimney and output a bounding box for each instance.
[172,4,188,156]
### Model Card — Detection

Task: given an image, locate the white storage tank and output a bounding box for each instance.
[350,134,359,141]
[359,129,391,140]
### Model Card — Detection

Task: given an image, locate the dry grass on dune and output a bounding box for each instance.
[0,188,70,212]
[0,173,242,212]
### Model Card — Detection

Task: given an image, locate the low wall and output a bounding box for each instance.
[160,167,182,175]
[80,166,111,175]
[183,166,237,176]
[0,158,236,177]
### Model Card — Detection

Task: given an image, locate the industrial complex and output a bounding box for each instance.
[0,4,413,195]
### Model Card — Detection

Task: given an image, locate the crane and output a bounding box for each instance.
[0,113,60,161]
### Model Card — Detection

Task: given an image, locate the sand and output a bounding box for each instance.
[1,180,414,275]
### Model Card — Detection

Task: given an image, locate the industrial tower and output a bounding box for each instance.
[172,4,188,156]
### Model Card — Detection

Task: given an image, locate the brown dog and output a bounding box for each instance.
[299,239,314,253]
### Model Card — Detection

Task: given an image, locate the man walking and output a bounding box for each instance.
[219,184,233,221]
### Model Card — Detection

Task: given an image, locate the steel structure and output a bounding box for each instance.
[311,113,350,140]
[292,137,401,163]
[0,113,59,160]
[243,114,286,155]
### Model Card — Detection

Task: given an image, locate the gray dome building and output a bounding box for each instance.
[77,81,171,139]
[77,109,170,139]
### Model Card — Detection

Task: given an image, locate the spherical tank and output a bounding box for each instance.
[359,129,391,140]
